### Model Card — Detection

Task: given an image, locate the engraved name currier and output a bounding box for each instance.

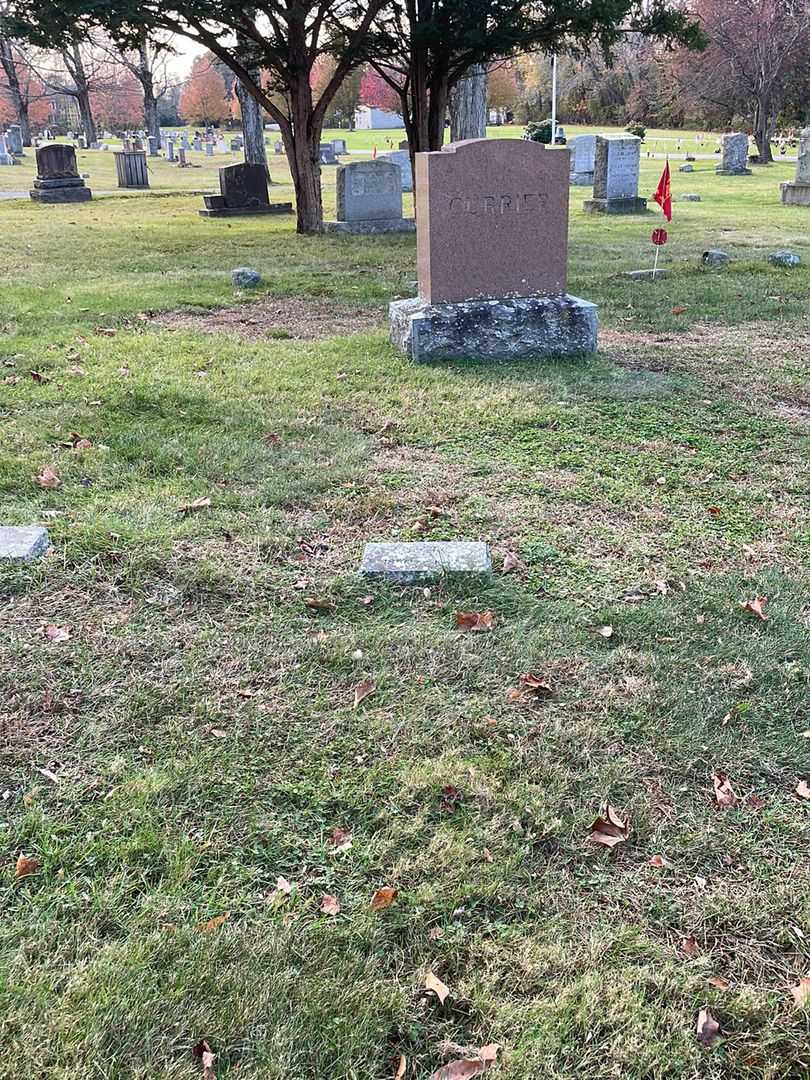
[447,193,548,214]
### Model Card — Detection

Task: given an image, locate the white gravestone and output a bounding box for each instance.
[780,126,810,205]
[716,132,751,175]
[569,134,596,185]
[325,159,415,234]
[584,135,647,214]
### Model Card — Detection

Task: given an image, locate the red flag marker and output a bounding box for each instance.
[653,160,672,222]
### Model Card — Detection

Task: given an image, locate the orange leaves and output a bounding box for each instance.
[695,1008,721,1048]
[370,886,397,911]
[712,771,738,809]
[192,1040,217,1080]
[328,827,352,852]
[431,1044,499,1080]
[455,611,494,633]
[424,971,450,1005]
[353,680,376,708]
[587,805,629,849]
[36,466,60,488]
[15,854,41,879]
[741,596,768,621]
[507,673,553,703]
[197,912,230,933]
[681,935,700,957]
[303,596,335,613]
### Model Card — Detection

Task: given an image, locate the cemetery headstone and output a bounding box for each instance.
[199,162,293,218]
[114,148,149,188]
[324,158,415,234]
[679,163,693,172]
[780,126,810,206]
[716,132,752,175]
[398,139,409,150]
[29,143,92,203]
[389,138,597,362]
[6,124,23,156]
[360,541,491,583]
[379,149,413,192]
[0,133,13,166]
[148,136,159,156]
[181,133,190,151]
[331,138,347,155]
[274,140,283,155]
[217,138,227,153]
[205,141,213,157]
[193,135,202,151]
[0,525,50,561]
[230,136,243,152]
[568,134,595,185]
[319,142,338,165]
[583,135,647,213]
[178,147,187,167]
[167,139,176,162]
[767,250,801,267]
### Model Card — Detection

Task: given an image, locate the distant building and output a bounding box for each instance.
[354,106,405,130]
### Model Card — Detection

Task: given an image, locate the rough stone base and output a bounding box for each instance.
[715,167,752,176]
[583,196,648,214]
[360,541,491,584]
[569,171,594,186]
[390,294,598,363]
[624,268,669,281]
[324,217,416,234]
[780,181,810,206]
[681,194,701,202]
[199,203,293,217]
[0,526,50,561]
[30,186,91,203]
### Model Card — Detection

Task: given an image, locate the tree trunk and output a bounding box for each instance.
[753,97,773,163]
[0,38,31,144]
[137,36,161,143]
[285,77,323,233]
[449,64,487,141]
[236,74,271,179]
[65,39,97,144]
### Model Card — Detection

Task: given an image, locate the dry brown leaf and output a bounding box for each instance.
[741,596,768,621]
[429,926,444,942]
[425,971,450,1005]
[707,976,730,990]
[191,1040,217,1080]
[649,854,670,868]
[320,893,341,916]
[746,793,767,810]
[517,673,553,698]
[370,886,397,911]
[482,847,493,863]
[197,911,230,932]
[303,596,335,613]
[353,680,376,708]
[712,771,738,809]
[671,305,688,315]
[502,551,524,574]
[696,1008,721,1048]
[178,495,211,515]
[682,935,700,957]
[328,826,353,851]
[394,1055,407,1080]
[455,611,494,632]
[15,854,41,879]
[37,466,60,488]
[96,326,118,337]
[789,977,810,1007]
[41,623,71,643]
[796,780,810,800]
[588,804,629,848]
[707,506,721,517]
[431,1045,499,1080]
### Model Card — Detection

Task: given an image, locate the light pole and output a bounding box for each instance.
[550,54,558,142]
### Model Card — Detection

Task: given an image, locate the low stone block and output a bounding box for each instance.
[702,249,730,268]
[359,541,491,584]
[30,186,92,204]
[324,218,416,235]
[768,250,801,268]
[681,193,701,202]
[569,171,594,186]
[624,268,669,281]
[715,167,752,176]
[678,164,694,173]
[390,294,598,363]
[780,181,810,207]
[231,267,262,287]
[0,526,50,561]
[583,196,647,215]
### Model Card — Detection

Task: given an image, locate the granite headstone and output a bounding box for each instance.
[716,132,752,175]
[29,144,92,203]
[584,136,646,213]
[325,159,415,234]
[568,134,595,185]
[780,126,810,206]
[199,161,292,217]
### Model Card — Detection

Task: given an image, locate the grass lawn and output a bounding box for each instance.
[1,141,809,1080]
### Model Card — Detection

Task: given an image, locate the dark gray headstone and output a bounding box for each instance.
[220,162,269,208]
[35,143,79,179]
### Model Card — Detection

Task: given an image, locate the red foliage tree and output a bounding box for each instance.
[91,66,143,129]
[358,68,401,112]
[178,55,229,125]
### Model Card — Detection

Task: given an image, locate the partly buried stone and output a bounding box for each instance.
[678,163,694,173]
[231,266,262,288]
[768,250,801,268]
[0,525,50,561]
[360,540,491,584]
[624,268,668,281]
[681,193,701,201]
[702,249,730,268]
[390,294,598,362]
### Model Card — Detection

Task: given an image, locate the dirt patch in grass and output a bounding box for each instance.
[151,294,387,341]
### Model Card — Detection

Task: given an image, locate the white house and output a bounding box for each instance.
[354,106,405,130]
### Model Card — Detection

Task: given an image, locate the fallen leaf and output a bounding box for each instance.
[596,625,614,638]
[431,1045,499,1080]
[741,596,768,621]
[696,1008,721,1048]
[394,1055,407,1080]
[191,1039,217,1080]
[209,728,227,739]
[15,854,41,879]
[502,551,524,573]
[303,596,335,612]
[649,854,670,868]
[274,875,293,895]
[671,306,688,315]
[41,623,71,643]
[790,977,810,1007]
[512,672,553,700]
[37,466,60,488]
[95,326,117,337]
[353,680,376,708]
[328,827,352,852]
[425,971,450,1005]
[707,506,721,516]
[796,780,810,800]
[455,611,494,632]
[682,935,700,957]
[482,847,493,863]
[30,370,49,383]
[178,496,211,515]
[440,784,464,811]
[588,804,629,848]
[370,886,397,911]
[707,976,730,990]
[429,926,444,941]
[358,595,375,607]
[712,771,738,809]
[320,893,341,916]
[197,912,230,932]
[696,613,706,625]
[746,793,767,810]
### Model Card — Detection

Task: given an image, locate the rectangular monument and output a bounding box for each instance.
[389,138,597,362]
[584,136,646,213]
[716,132,752,175]
[6,125,23,157]
[324,159,415,234]
[569,134,595,185]
[780,127,810,206]
[29,144,92,203]
[199,161,292,218]
[380,149,413,192]
[114,149,149,188]
[319,142,338,165]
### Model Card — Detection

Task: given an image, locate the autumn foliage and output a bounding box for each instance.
[178,56,229,125]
